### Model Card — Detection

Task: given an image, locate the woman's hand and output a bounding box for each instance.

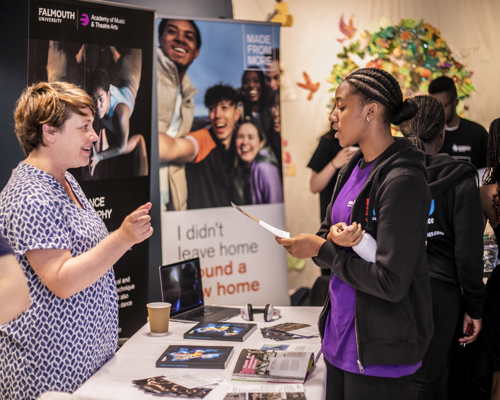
[275,234,326,259]
[331,147,357,170]
[26,202,155,299]
[118,202,154,245]
[328,222,363,247]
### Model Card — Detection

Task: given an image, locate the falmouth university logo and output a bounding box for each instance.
[81,13,89,26]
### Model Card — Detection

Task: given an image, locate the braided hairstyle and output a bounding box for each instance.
[344,68,417,125]
[399,95,445,149]
[482,118,500,221]
[483,118,500,185]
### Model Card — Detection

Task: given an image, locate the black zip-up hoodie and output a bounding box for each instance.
[313,138,433,368]
[426,154,486,319]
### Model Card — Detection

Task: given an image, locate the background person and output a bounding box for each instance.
[276,68,433,400]
[0,233,30,325]
[308,128,357,221]
[479,117,500,400]
[234,119,283,205]
[0,81,153,399]
[428,76,488,171]
[157,19,201,211]
[400,95,486,400]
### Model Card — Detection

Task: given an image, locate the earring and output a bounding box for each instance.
[366,116,370,122]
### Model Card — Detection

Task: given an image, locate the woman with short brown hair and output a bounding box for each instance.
[0,81,153,398]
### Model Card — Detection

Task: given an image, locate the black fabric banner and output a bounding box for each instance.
[28,0,155,338]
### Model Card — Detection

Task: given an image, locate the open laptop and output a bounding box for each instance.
[159,258,240,323]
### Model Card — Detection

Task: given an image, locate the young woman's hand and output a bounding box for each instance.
[275,234,326,259]
[328,222,363,247]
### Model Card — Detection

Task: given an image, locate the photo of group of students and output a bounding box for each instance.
[157,18,283,211]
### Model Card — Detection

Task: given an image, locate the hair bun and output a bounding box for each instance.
[390,99,418,126]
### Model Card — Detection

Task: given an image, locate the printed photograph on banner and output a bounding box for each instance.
[158,18,288,307]
[29,40,149,180]
[156,18,282,211]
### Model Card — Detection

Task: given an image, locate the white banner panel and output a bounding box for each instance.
[162,204,290,306]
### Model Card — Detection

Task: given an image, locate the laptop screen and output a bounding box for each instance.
[159,258,205,317]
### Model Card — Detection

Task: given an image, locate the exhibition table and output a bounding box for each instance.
[74,306,325,400]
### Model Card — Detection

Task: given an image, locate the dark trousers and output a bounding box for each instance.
[411,279,461,400]
[325,359,412,400]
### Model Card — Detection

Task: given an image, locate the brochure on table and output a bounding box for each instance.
[184,322,258,342]
[156,345,234,369]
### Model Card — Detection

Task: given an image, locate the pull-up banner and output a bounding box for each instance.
[157,17,289,306]
[29,0,155,338]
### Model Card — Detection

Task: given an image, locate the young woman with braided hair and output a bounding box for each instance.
[479,118,500,400]
[400,95,486,400]
[276,68,433,399]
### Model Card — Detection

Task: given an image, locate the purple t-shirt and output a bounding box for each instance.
[321,159,421,377]
[249,151,284,204]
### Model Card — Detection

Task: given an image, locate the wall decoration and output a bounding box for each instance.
[267,0,293,27]
[296,71,320,100]
[327,18,476,103]
[337,14,357,43]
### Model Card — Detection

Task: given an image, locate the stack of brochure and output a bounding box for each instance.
[132,373,219,398]
[223,384,307,399]
[260,322,319,341]
[232,346,320,384]
[156,345,234,369]
[183,322,257,342]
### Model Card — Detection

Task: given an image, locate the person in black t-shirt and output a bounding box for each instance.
[307,129,356,221]
[479,118,500,400]
[401,95,486,400]
[185,84,244,209]
[429,76,488,170]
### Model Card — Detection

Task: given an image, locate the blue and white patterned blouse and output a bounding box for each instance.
[0,162,118,399]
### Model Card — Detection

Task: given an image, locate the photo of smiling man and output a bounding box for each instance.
[157,19,201,211]
[186,84,244,209]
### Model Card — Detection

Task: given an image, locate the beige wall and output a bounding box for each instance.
[233,0,500,292]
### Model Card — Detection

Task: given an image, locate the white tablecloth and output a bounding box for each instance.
[74,306,326,399]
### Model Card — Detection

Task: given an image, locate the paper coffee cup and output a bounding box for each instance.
[147,302,171,336]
